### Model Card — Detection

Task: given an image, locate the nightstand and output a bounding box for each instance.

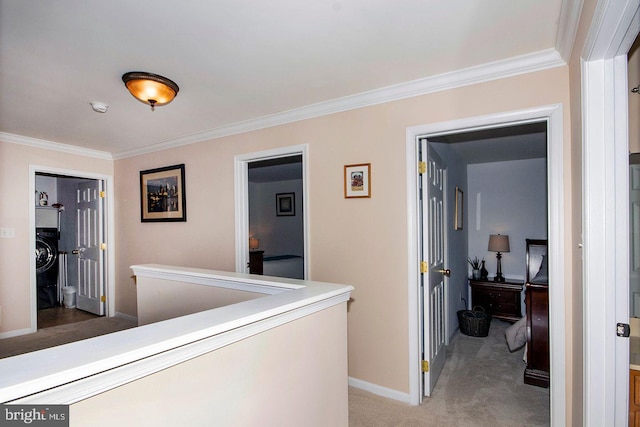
[469,279,523,322]
[249,250,264,275]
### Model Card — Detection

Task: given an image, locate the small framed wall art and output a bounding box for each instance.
[344,163,371,198]
[140,164,187,222]
[454,186,463,230]
[276,192,295,216]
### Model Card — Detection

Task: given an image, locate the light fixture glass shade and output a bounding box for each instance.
[249,237,259,250]
[488,234,510,252]
[122,72,179,111]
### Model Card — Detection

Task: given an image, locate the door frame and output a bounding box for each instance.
[29,165,115,331]
[234,144,309,277]
[405,104,565,423]
[581,1,639,424]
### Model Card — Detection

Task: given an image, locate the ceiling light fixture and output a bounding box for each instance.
[121,71,179,112]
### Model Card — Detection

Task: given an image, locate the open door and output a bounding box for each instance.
[74,179,105,315]
[419,139,448,396]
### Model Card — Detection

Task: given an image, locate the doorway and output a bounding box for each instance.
[419,121,549,399]
[234,145,309,279]
[406,104,566,423]
[248,155,304,279]
[30,166,114,332]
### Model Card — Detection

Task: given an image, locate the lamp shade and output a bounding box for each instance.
[249,237,259,250]
[122,72,179,111]
[488,234,510,252]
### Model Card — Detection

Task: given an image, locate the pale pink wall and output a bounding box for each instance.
[70,303,349,427]
[114,66,572,396]
[0,141,112,334]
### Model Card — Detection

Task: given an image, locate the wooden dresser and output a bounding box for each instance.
[524,282,549,387]
[469,279,523,323]
[631,369,640,427]
[524,239,549,388]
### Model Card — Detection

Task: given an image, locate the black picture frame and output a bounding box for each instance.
[140,164,187,222]
[276,193,295,216]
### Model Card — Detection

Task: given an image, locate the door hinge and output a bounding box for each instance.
[99,191,106,198]
[422,360,429,372]
[100,242,106,250]
[420,261,428,273]
[617,322,631,337]
[418,161,426,174]
[101,295,106,303]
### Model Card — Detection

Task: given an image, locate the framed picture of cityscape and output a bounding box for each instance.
[140,164,186,222]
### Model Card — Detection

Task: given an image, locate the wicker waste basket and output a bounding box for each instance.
[457,306,491,337]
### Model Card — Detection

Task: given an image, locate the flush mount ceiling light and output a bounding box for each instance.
[122,71,179,111]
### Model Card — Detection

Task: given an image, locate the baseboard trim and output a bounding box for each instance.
[114,312,138,323]
[0,327,33,340]
[348,377,410,404]
[448,325,459,345]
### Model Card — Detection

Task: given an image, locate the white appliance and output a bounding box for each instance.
[36,207,59,228]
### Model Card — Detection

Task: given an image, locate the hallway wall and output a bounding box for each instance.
[113,66,573,400]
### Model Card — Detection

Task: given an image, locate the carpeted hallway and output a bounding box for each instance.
[348,319,550,426]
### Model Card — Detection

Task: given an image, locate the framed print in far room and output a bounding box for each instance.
[344,163,371,198]
[140,164,186,222]
[276,192,295,216]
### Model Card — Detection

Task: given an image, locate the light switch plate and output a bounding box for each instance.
[0,228,15,238]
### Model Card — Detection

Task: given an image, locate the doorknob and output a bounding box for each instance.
[72,248,86,255]
[437,269,451,277]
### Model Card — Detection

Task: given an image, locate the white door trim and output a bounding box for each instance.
[405,104,566,426]
[234,145,310,278]
[29,165,115,331]
[581,1,640,424]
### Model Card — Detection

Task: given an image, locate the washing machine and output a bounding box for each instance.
[36,228,59,309]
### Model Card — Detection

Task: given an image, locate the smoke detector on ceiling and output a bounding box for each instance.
[90,102,109,113]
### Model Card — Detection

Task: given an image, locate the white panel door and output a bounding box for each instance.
[420,140,447,396]
[75,180,105,315]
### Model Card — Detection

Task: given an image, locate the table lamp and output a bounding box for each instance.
[249,237,260,250]
[488,234,510,282]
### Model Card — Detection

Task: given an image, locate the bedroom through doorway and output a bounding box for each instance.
[429,121,549,398]
[406,104,565,424]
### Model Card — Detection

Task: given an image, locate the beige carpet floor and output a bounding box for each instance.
[349,319,550,426]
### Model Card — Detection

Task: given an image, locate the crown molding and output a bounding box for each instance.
[555,0,584,62]
[113,48,565,159]
[3,48,566,161]
[0,132,113,160]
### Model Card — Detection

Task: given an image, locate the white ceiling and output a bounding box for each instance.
[0,1,567,159]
